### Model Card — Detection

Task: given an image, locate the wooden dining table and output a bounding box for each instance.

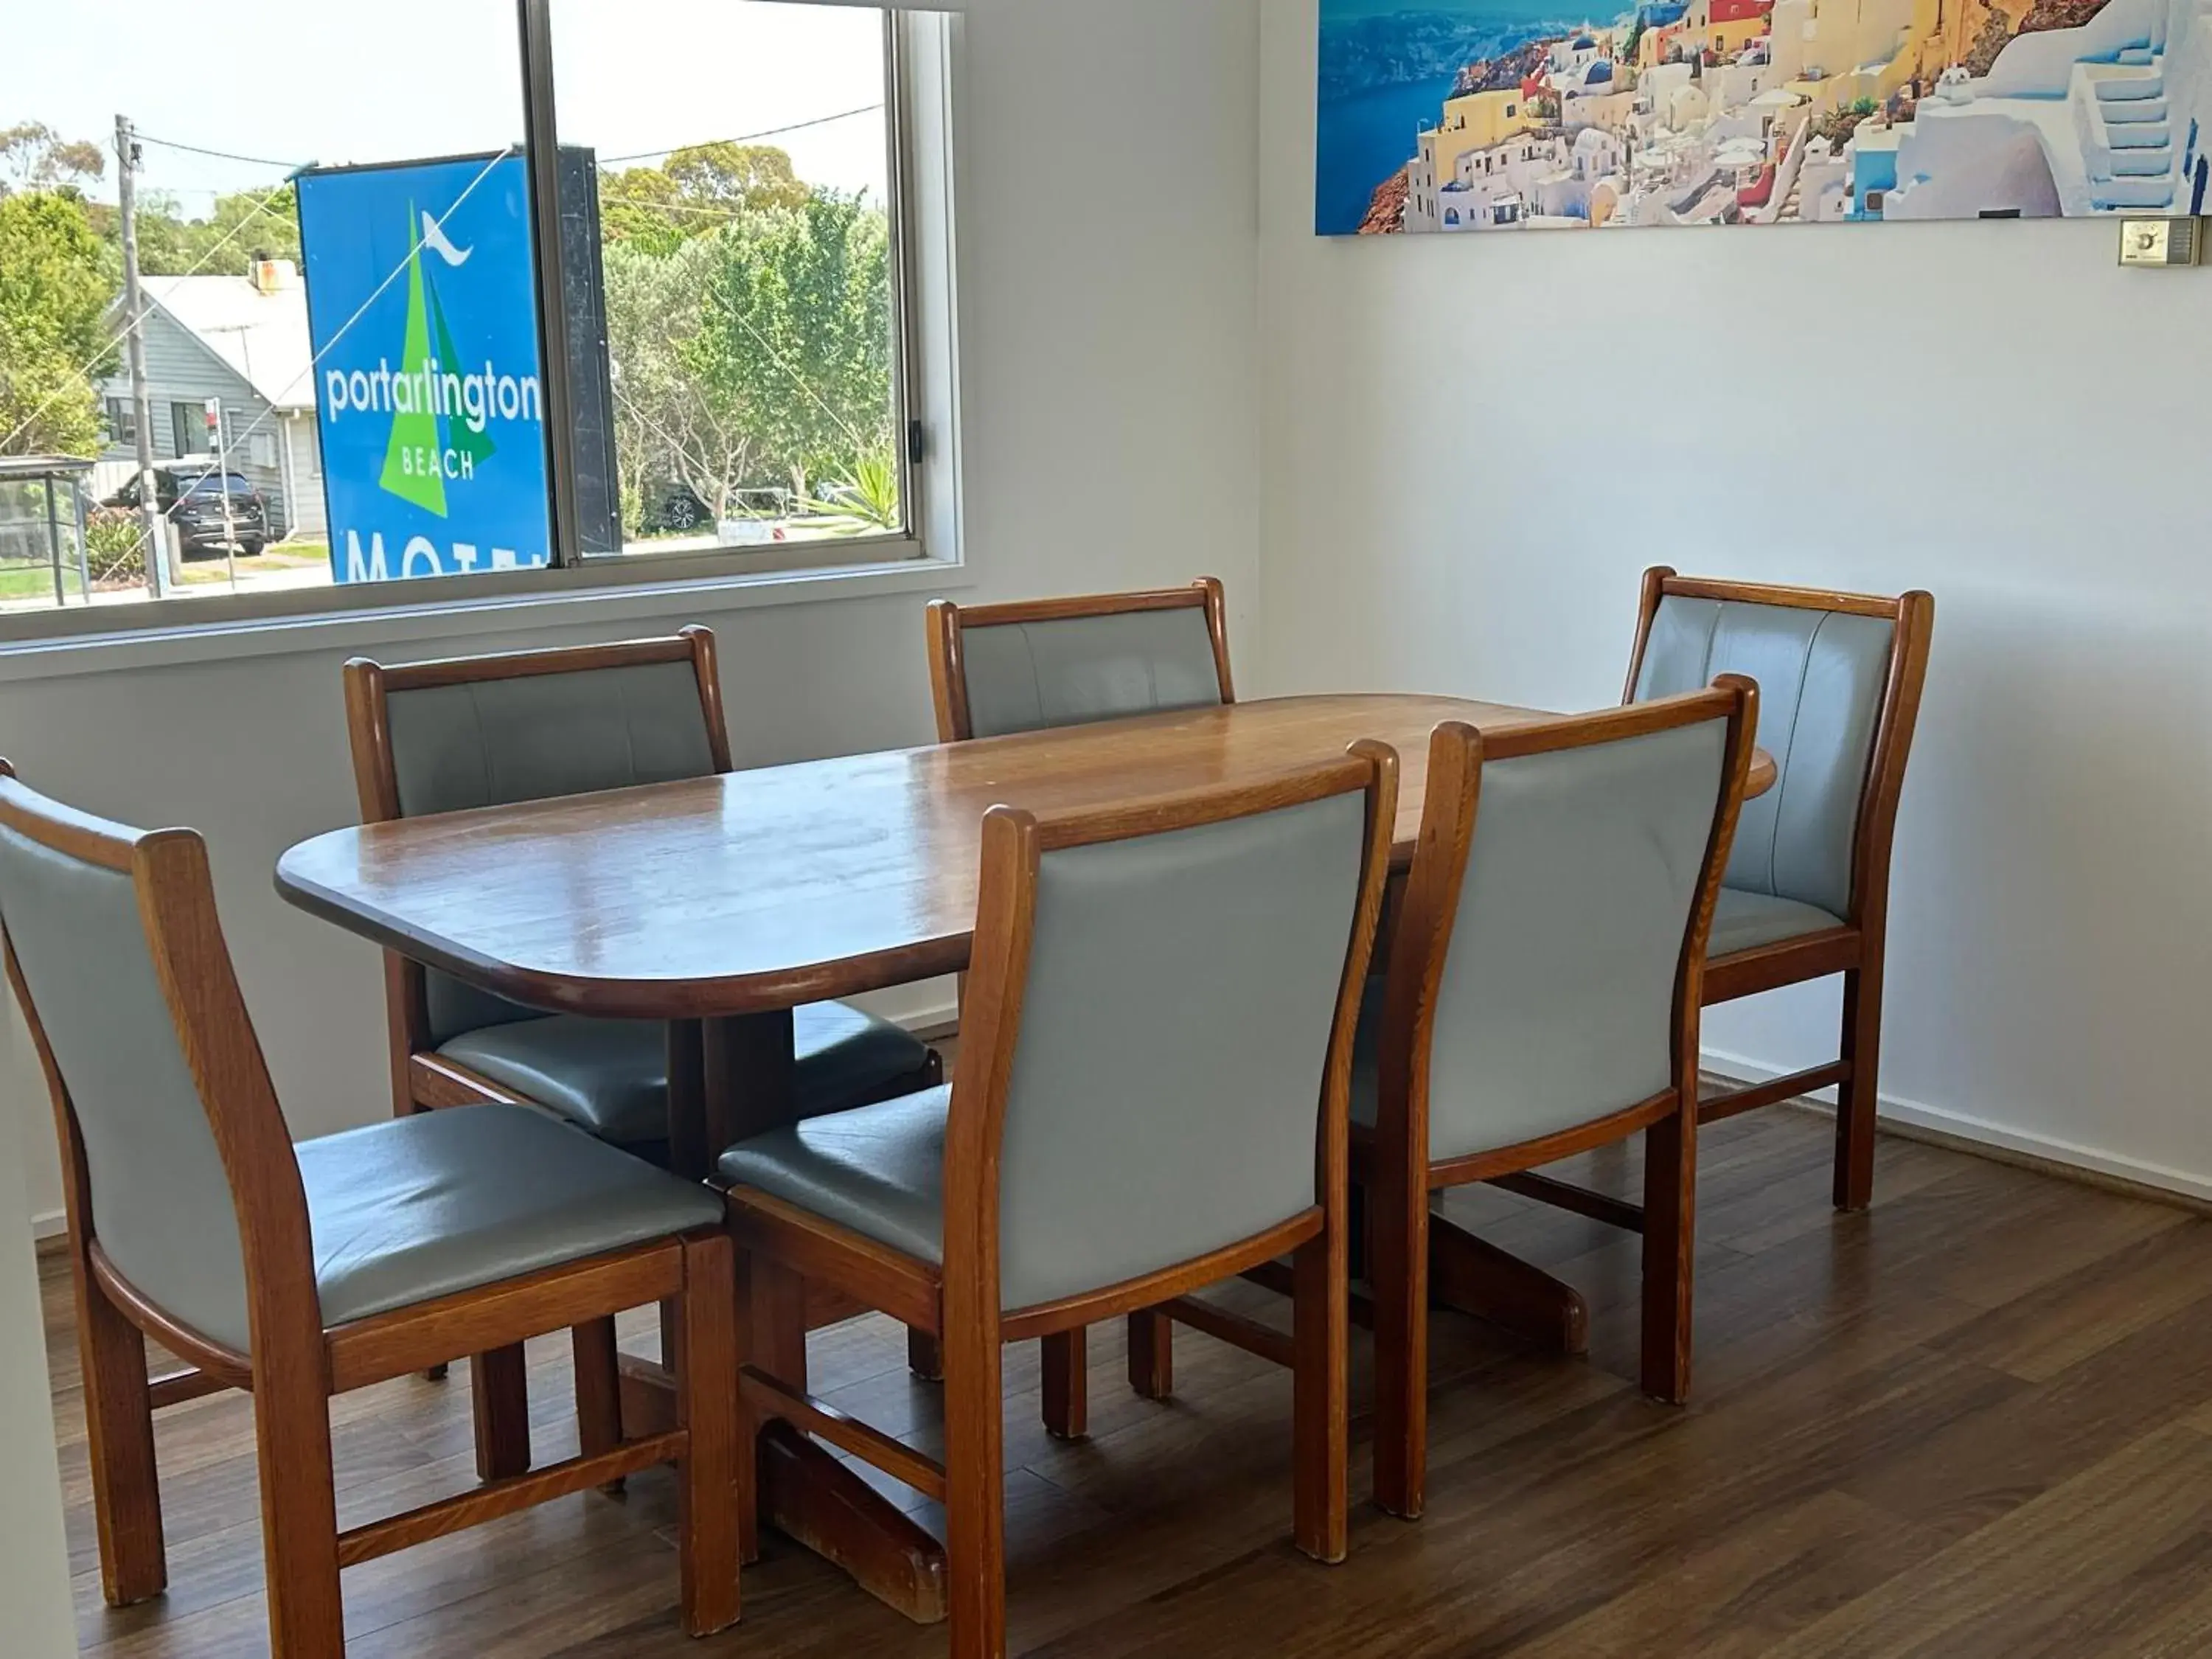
[276,691,1775,1621]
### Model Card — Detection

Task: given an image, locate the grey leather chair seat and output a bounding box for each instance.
[717,1085,950,1269]
[147,1105,723,1353]
[437,1002,931,1148]
[1708,888,1845,958]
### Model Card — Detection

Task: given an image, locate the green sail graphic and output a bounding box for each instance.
[427,277,496,474]
[378,206,448,516]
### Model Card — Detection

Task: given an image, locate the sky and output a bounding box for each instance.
[11,0,889,211]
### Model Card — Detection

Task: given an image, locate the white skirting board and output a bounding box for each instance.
[1703,1047,2212,1210]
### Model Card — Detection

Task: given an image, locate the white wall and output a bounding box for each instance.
[1,0,1264,1226]
[0,1030,73,1658]
[1256,0,2212,1194]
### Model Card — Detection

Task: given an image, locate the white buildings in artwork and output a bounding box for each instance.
[1391,0,2211,231]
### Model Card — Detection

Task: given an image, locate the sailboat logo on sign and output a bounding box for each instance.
[322,206,541,516]
[296,153,553,582]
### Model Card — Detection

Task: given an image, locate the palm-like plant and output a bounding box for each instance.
[796,445,901,534]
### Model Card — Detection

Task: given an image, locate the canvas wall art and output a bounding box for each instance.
[1315,0,2210,232]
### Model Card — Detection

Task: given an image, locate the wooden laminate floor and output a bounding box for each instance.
[41,1104,2212,1658]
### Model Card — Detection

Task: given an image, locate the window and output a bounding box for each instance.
[0,0,937,641]
[170,402,204,460]
[550,1,915,563]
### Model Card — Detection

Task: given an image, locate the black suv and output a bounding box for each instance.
[106,462,268,559]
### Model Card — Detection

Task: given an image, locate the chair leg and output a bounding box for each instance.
[731,1250,761,1568]
[470,1344,532,1481]
[1833,962,1883,1213]
[571,1318,625,1496]
[254,1371,344,1658]
[942,1309,1007,1659]
[1127,1309,1173,1400]
[908,1326,944,1382]
[1291,1224,1349,1565]
[1040,1329,1087,1441]
[79,1274,167,1605]
[743,1252,809,1573]
[1368,1166,1429,1522]
[675,1234,742,1636]
[1641,1108,1697,1405]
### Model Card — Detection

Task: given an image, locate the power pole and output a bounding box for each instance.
[114,113,170,599]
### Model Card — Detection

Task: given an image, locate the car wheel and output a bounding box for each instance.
[238,540,265,557]
[665,496,703,531]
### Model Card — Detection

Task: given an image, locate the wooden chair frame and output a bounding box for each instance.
[924,577,1236,744]
[342,627,736,1130]
[721,745,1399,1659]
[343,627,942,1472]
[1624,570,1935,1211]
[0,765,740,1654]
[1364,684,1759,1520]
[923,577,1234,1420]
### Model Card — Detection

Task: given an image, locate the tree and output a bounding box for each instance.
[0,122,105,194]
[690,190,892,498]
[0,188,118,456]
[601,186,897,526]
[598,142,810,253]
[603,234,766,524]
[148,184,302,276]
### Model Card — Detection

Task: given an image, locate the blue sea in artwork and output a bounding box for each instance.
[1315,1,1585,234]
[1316,74,1461,234]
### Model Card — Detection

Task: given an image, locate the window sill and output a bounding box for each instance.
[0,550,972,686]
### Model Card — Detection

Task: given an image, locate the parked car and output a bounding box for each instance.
[638,480,712,535]
[105,460,267,559]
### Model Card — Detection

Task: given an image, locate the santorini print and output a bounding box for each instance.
[1315,0,2211,232]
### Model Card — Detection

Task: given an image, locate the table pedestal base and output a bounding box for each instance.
[617,1353,950,1622]
[1425,1212,1589,1355]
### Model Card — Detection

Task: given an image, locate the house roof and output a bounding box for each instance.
[141,274,315,413]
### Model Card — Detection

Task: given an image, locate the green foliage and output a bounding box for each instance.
[0,122,105,192]
[133,184,302,278]
[602,184,895,529]
[83,506,146,587]
[796,445,901,533]
[599,142,811,254]
[1813,99,1881,148]
[692,191,892,498]
[0,188,119,456]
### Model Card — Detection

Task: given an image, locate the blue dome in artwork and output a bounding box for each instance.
[1572,33,1599,47]
[1585,59,1614,82]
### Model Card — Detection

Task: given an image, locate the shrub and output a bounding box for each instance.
[83,507,147,588]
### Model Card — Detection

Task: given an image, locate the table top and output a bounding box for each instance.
[276,692,1772,1022]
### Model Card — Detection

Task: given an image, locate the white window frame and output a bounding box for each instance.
[0,8,965,682]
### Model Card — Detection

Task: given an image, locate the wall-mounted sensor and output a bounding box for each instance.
[2118,218,2202,268]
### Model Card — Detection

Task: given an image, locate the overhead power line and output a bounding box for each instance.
[131,132,310,173]
[597,104,884,167]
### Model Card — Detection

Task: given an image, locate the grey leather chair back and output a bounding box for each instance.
[381,659,718,1041]
[1425,719,1728,1164]
[1633,597,1892,919]
[0,823,250,1347]
[992,790,1367,1311]
[958,608,1225,740]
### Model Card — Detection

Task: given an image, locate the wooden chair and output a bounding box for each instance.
[925,576,1235,742]
[924,577,1234,1423]
[1624,570,1935,1210]
[0,764,740,1655]
[1360,685,1758,1519]
[717,747,1398,1658]
[342,627,939,1474]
